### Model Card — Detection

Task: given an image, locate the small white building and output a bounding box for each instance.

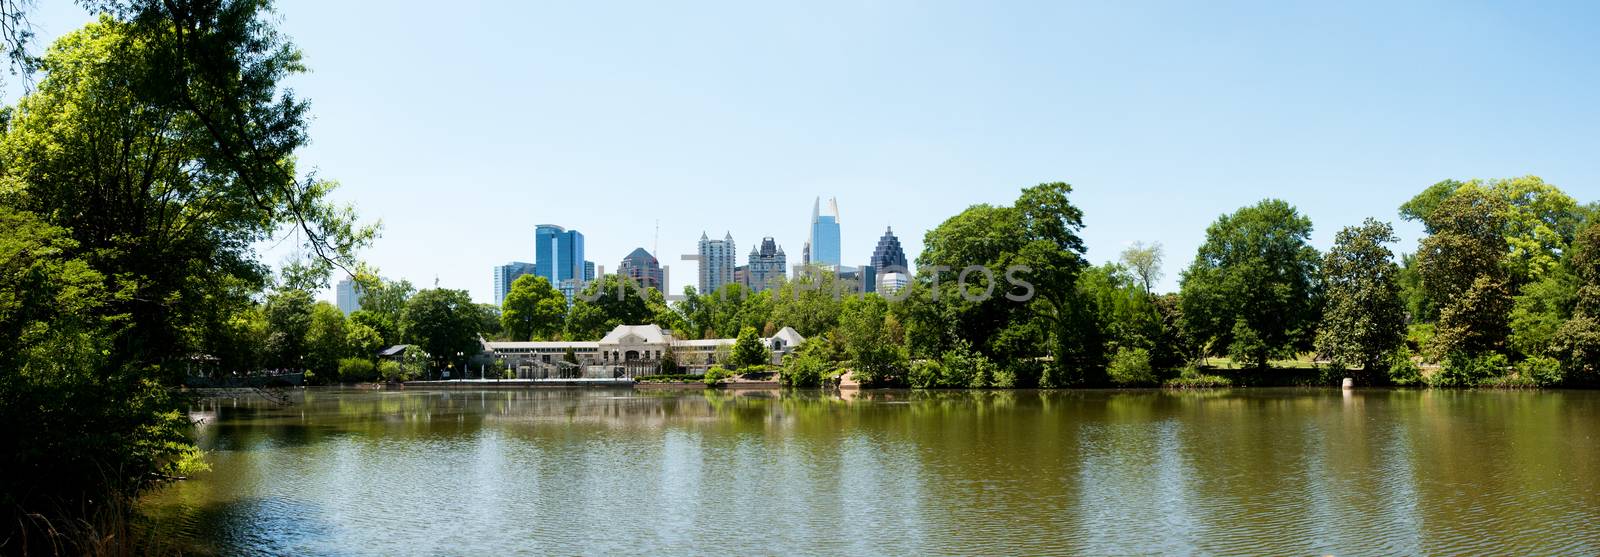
[484,324,804,379]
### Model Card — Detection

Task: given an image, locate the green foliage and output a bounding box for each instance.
[1508,267,1578,358]
[1180,199,1322,369]
[908,183,1092,386]
[306,302,350,378]
[779,343,829,388]
[729,325,771,369]
[1119,241,1164,295]
[1164,366,1232,389]
[338,357,378,383]
[1387,347,1423,386]
[500,274,564,341]
[768,272,844,339]
[378,361,404,383]
[1431,352,1507,387]
[566,275,653,340]
[1401,176,1585,282]
[1416,185,1512,359]
[1108,347,1157,386]
[1315,218,1406,380]
[703,366,733,386]
[1515,356,1563,387]
[353,278,415,347]
[838,294,908,386]
[402,288,481,370]
[264,289,315,370]
[0,2,375,544]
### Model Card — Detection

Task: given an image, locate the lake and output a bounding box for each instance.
[141,387,1600,555]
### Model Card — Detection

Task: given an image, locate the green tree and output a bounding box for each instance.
[729,325,771,369]
[0,2,372,545]
[837,294,907,385]
[353,277,415,346]
[1120,241,1164,295]
[769,271,845,338]
[1315,219,1406,380]
[566,274,653,339]
[1553,224,1600,382]
[345,322,385,360]
[1402,176,1584,282]
[402,288,481,371]
[305,302,350,379]
[500,274,565,341]
[263,289,315,370]
[1415,185,1512,359]
[1179,199,1322,368]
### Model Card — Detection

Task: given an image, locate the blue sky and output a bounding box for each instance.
[15,0,1600,301]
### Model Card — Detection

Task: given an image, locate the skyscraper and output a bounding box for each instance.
[493,261,538,306]
[698,232,736,295]
[870,226,910,295]
[618,248,664,290]
[744,237,787,292]
[534,224,593,304]
[336,277,363,315]
[808,197,841,268]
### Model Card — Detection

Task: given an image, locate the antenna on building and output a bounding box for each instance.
[653,219,659,257]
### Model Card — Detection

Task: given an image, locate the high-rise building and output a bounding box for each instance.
[534,224,589,285]
[808,197,841,268]
[535,224,593,304]
[870,226,910,295]
[618,248,664,290]
[744,237,787,292]
[698,232,736,295]
[335,277,363,315]
[493,261,538,306]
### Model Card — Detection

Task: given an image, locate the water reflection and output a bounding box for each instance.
[143,388,1600,555]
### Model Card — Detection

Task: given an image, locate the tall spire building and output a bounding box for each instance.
[808,197,841,269]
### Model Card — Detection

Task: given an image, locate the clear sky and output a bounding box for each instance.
[15,0,1600,301]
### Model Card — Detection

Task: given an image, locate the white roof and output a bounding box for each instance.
[484,341,600,349]
[771,327,804,346]
[600,324,669,344]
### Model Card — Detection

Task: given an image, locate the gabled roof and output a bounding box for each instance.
[600,324,669,344]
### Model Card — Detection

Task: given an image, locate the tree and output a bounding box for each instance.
[477,303,503,339]
[1315,219,1406,379]
[1553,224,1600,382]
[838,294,907,385]
[566,274,653,339]
[305,302,350,379]
[769,271,845,338]
[0,2,372,546]
[1415,185,1512,358]
[353,277,415,346]
[402,288,481,371]
[1402,176,1585,283]
[1120,241,1165,295]
[729,326,771,369]
[500,275,565,341]
[1179,199,1321,368]
[263,289,315,370]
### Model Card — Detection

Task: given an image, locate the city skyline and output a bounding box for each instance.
[12,1,1593,305]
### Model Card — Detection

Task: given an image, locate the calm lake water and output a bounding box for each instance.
[141,387,1600,555]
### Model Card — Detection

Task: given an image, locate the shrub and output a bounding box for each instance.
[703,366,733,386]
[338,357,378,383]
[378,360,409,382]
[1406,323,1435,356]
[1431,352,1506,387]
[1387,348,1422,386]
[1165,365,1231,389]
[908,359,943,389]
[781,352,828,388]
[1515,356,1563,387]
[1108,347,1157,386]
